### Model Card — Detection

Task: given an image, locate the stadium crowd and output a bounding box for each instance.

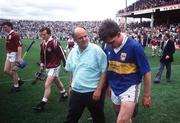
[0,19,179,51]
[118,21,179,53]
[118,0,180,13]
[0,19,100,43]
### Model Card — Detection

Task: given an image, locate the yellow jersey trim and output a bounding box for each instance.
[108,61,137,74]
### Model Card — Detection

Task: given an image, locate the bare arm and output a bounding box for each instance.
[142,71,152,108]
[69,73,73,97]
[93,72,106,101]
[17,46,22,62]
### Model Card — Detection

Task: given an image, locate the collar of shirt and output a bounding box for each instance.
[114,34,128,53]
[8,30,14,35]
[77,42,90,54]
[44,37,53,45]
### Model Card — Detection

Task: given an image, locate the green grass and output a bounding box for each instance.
[0,38,180,123]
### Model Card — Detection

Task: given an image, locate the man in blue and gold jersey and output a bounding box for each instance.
[99,19,151,123]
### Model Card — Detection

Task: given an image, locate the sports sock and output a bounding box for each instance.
[14,83,19,87]
[42,97,48,102]
[60,89,66,94]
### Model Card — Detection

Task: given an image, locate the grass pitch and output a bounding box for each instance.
[0,38,180,123]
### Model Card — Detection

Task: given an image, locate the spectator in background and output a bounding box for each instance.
[151,36,158,57]
[2,21,24,93]
[65,36,75,57]
[154,32,175,83]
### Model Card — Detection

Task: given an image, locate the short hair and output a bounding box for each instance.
[165,33,170,39]
[72,26,86,39]
[2,22,13,29]
[98,19,121,41]
[40,27,51,35]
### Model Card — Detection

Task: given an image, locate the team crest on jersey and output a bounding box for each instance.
[120,53,127,61]
[108,51,110,55]
[47,47,52,52]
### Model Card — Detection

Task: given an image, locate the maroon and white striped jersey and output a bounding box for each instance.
[6,30,22,52]
[40,37,66,69]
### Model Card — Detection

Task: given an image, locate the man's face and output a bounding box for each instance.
[40,30,50,41]
[106,33,121,49]
[3,25,11,33]
[74,28,89,49]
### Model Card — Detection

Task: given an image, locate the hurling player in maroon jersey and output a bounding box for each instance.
[2,22,24,93]
[33,27,67,112]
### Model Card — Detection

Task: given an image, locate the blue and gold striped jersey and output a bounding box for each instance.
[104,37,151,96]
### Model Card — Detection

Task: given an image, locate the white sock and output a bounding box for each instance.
[14,84,19,87]
[42,97,48,102]
[60,89,65,94]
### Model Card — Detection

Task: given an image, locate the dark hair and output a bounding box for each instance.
[40,27,51,35]
[2,22,13,29]
[98,19,120,41]
[165,33,170,39]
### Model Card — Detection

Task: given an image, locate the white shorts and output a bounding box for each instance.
[152,45,157,50]
[6,52,17,62]
[111,83,141,105]
[46,66,60,77]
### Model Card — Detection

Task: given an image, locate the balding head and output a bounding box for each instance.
[72,27,87,40]
[72,26,89,52]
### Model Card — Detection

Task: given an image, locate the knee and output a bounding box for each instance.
[117,117,127,123]
[44,82,51,89]
[4,69,10,74]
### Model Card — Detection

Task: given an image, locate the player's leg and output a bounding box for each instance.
[54,65,67,100]
[4,59,13,77]
[33,75,54,112]
[43,75,55,101]
[54,77,68,101]
[5,53,22,92]
[112,84,141,123]
[117,102,135,123]
[33,67,55,112]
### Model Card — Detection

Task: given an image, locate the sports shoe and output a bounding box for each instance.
[10,86,20,93]
[59,92,68,101]
[32,101,46,112]
[167,79,171,82]
[18,80,24,87]
[154,80,160,84]
[87,116,93,121]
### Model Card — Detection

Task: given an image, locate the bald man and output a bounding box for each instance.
[64,27,107,123]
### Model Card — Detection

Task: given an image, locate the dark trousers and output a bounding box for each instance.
[63,90,105,123]
[154,62,172,81]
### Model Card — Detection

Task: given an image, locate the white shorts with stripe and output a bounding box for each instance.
[111,83,141,105]
[6,52,17,62]
[46,65,60,77]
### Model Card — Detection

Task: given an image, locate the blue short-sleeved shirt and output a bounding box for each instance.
[65,43,107,93]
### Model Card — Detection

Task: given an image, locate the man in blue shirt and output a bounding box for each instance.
[99,19,151,123]
[64,27,107,123]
